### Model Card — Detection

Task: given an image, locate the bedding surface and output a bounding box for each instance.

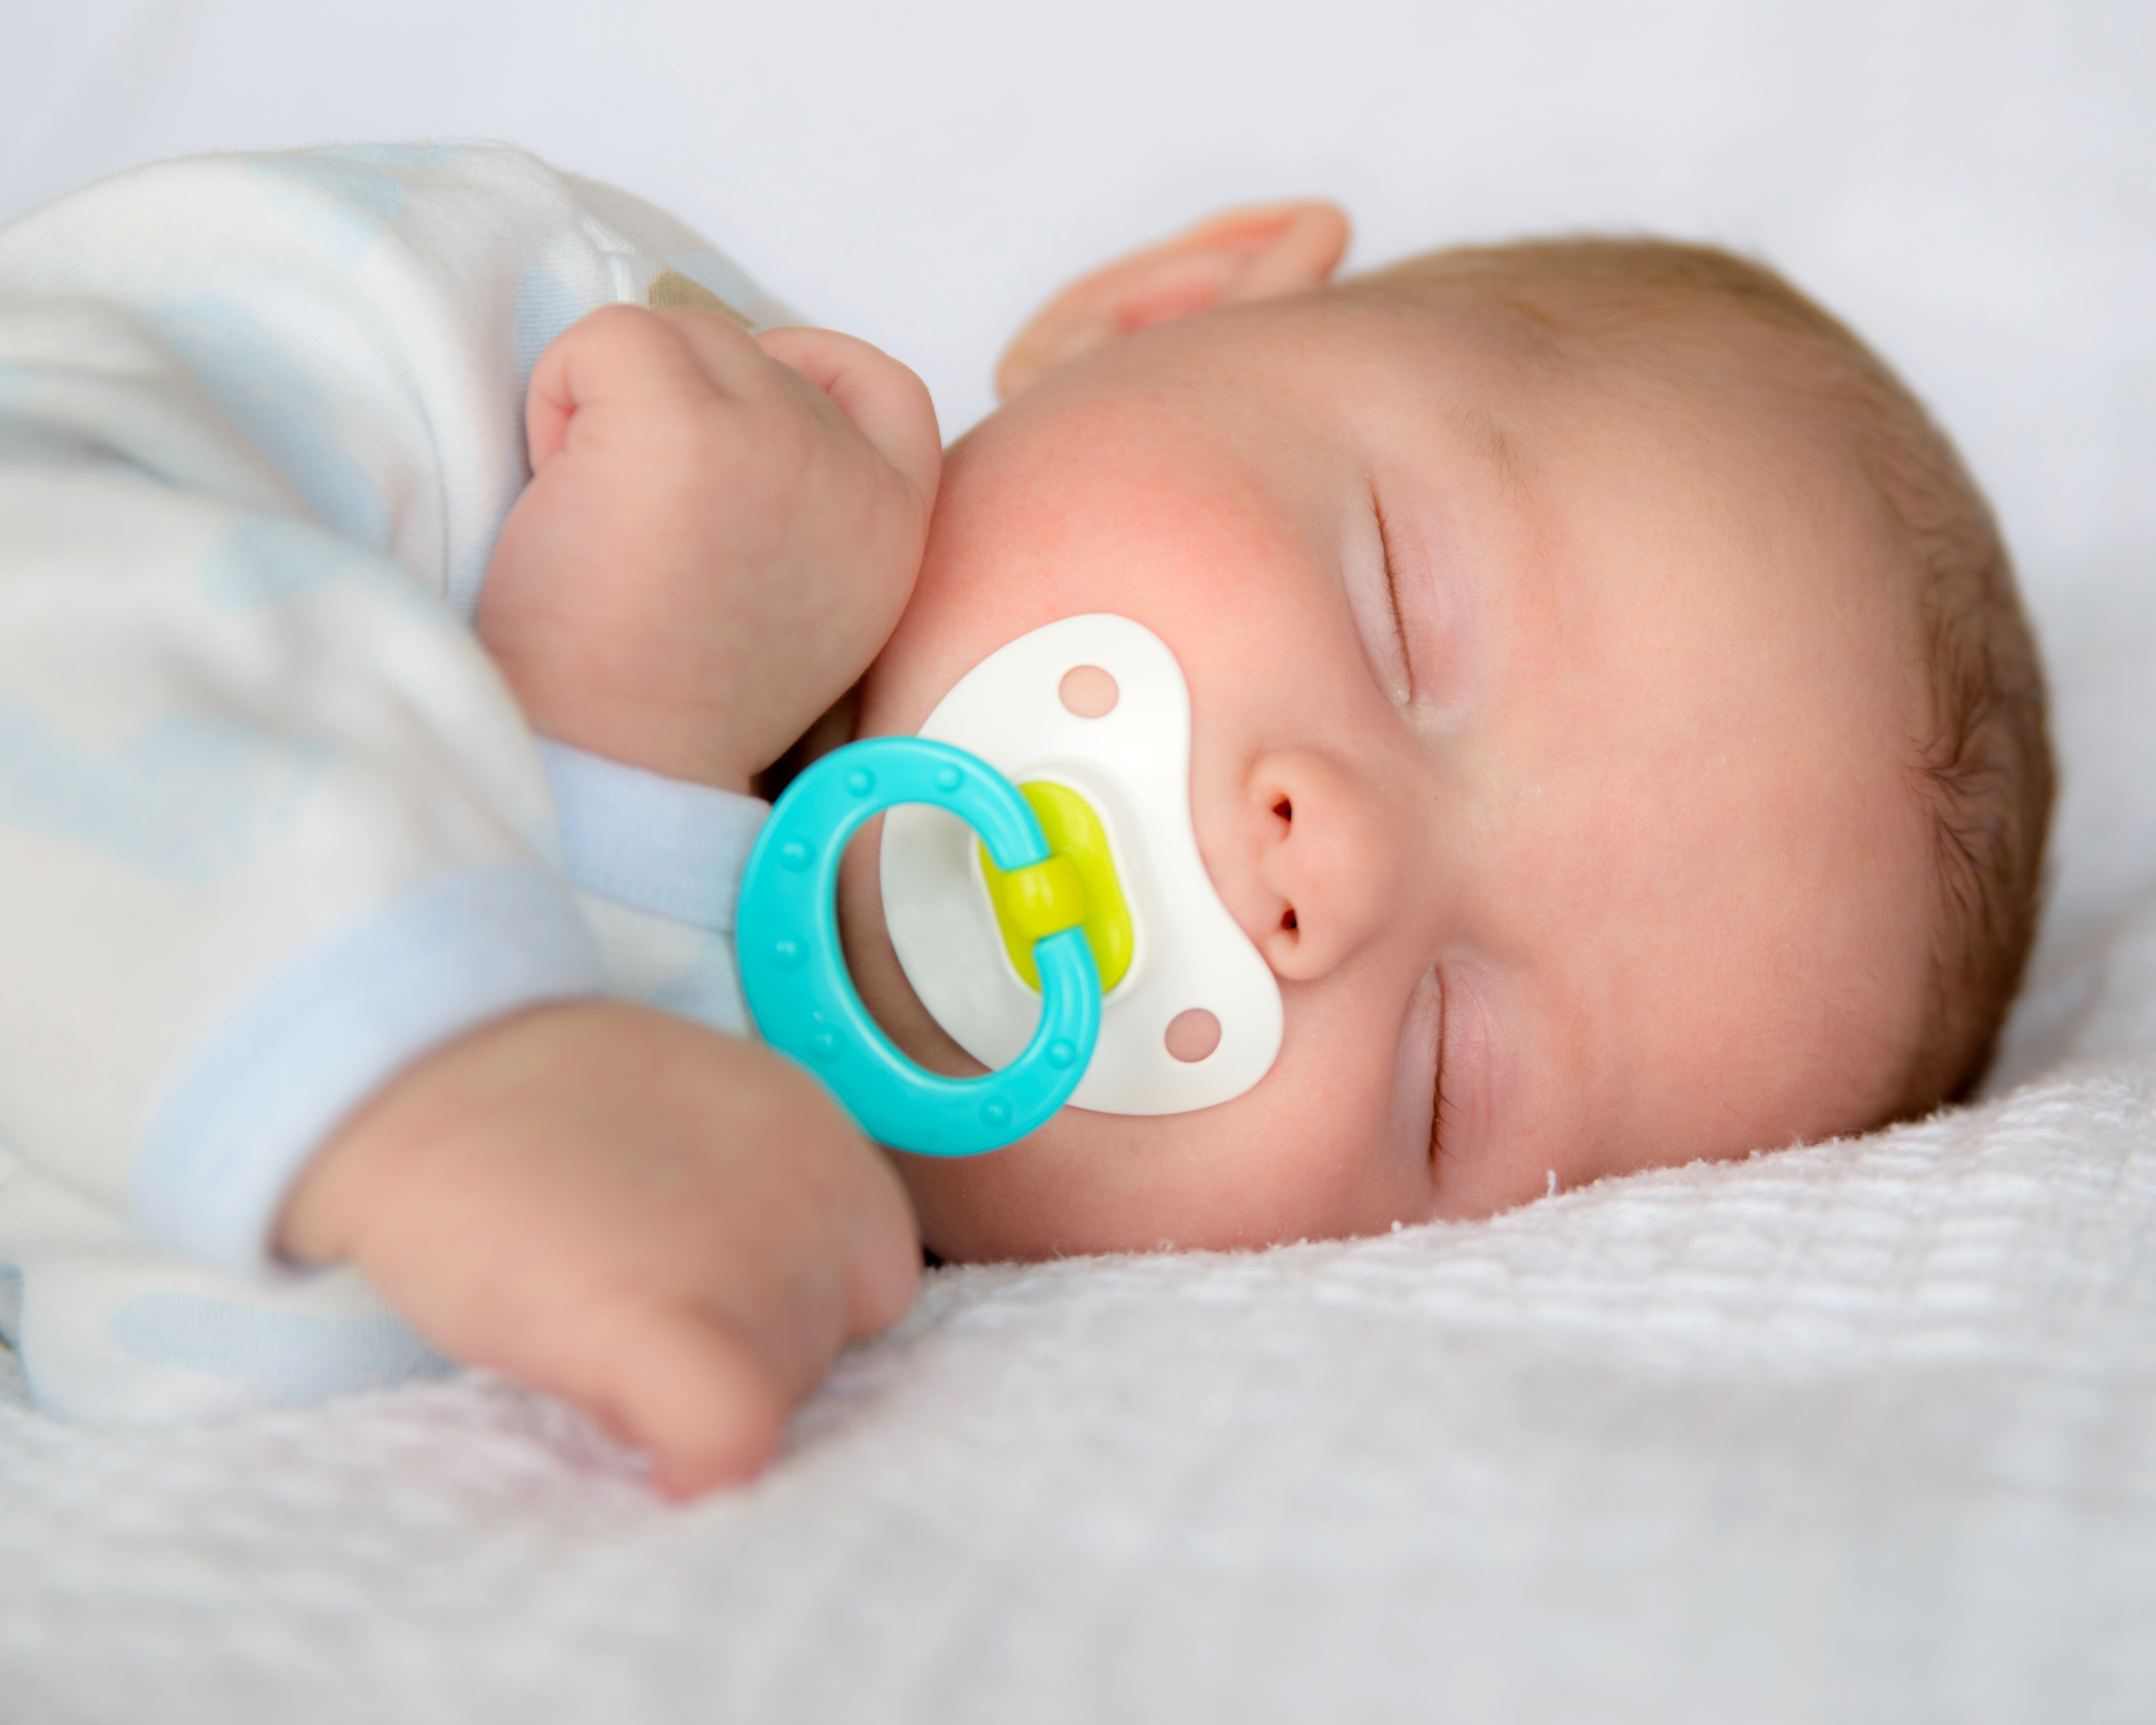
[6,1039,2156,1721]
[4,1,2154,1719]
[4,567,2151,1724]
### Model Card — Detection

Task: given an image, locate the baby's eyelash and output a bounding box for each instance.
[1427,974,1449,1166]
[1372,488,1412,701]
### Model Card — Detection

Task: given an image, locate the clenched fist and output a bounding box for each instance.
[477,303,940,790]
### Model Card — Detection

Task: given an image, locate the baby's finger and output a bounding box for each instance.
[579,1303,789,1498]
[526,304,757,465]
[754,326,942,514]
[645,301,795,398]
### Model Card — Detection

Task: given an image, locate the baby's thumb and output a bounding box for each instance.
[756,326,942,514]
[581,1305,788,1497]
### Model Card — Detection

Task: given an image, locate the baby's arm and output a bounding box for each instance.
[281,305,941,1491]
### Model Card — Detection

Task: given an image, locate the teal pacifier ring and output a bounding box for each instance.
[737,736,1103,1156]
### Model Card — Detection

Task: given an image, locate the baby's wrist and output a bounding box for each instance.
[275,1003,575,1266]
[276,1091,407,1266]
[480,635,757,795]
[475,528,760,794]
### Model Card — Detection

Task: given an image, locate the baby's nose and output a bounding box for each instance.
[1245,748,1406,982]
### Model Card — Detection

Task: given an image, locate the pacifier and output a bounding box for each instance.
[737,615,1282,1155]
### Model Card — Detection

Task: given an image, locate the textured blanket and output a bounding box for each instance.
[4,557,2153,1723]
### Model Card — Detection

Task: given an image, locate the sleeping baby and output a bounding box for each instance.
[0,143,2051,1494]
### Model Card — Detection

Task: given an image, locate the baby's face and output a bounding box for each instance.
[842,290,1934,1260]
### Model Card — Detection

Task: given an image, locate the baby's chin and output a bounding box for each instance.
[888,1102,1438,1264]
[888,1129,1192,1264]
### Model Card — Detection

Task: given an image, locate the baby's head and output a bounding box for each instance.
[839,206,2052,1260]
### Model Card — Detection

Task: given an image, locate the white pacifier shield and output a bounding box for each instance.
[879,614,1283,1116]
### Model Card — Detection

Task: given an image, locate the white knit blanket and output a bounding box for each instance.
[3,558,2152,1723]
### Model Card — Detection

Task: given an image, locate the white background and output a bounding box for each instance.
[6,0,2152,586]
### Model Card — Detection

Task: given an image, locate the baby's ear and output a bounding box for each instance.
[994,201,1349,401]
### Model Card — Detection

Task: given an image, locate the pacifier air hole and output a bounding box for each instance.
[1059,665,1119,717]
[1164,1008,1221,1063]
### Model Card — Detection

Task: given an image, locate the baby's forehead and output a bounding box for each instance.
[1259,278,1893,534]
[1011,279,1919,662]
[1324,267,1874,454]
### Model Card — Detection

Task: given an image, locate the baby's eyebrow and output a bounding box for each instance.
[1446,401,1528,498]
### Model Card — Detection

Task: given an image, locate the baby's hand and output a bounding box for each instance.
[478,306,941,792]
[278,1002,920,1495]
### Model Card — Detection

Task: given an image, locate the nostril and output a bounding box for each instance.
[1273,798,1292,821]
[1280,908,1298,932]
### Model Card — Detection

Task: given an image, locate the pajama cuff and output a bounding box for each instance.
[536,738,768,934]
[131,864,605,1277]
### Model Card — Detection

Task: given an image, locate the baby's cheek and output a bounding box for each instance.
[890,952,1443,1258]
